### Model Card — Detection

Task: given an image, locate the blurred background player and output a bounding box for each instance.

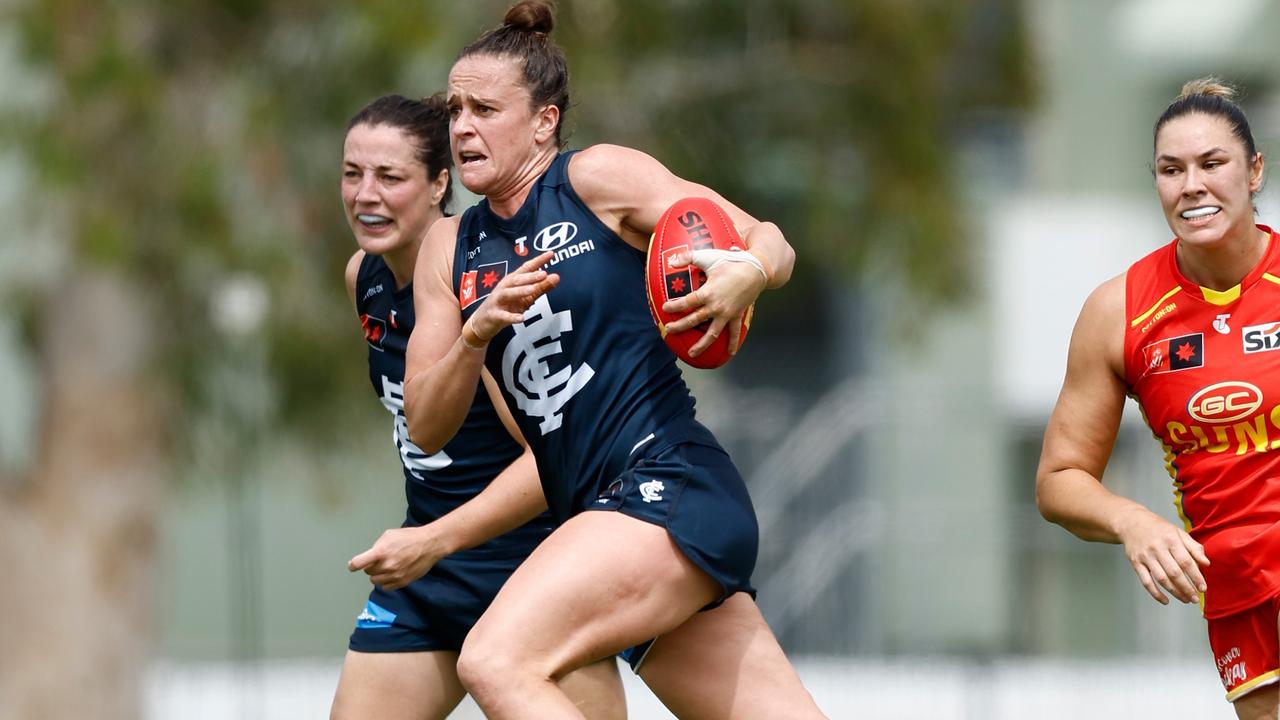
[1037,78,1280,719]
[329,93,624,720]
[402,2,826,718]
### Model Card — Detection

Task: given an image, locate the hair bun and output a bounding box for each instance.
[504,0,555,35]
[1179,76,1237,102]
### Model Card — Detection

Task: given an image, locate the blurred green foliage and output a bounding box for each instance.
[4,0,1033,452]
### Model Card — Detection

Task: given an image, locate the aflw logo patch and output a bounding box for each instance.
[361,313,387,350]
[459,261,509,309]
[1141,333,1204,377]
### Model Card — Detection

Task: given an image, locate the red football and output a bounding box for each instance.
[645,196,753,369]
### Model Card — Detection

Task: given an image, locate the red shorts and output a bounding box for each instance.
[1207,593,1280,702]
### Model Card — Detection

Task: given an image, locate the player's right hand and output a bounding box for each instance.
[1116,507,1210,605]
[347,525,445,592]
[463,251,559,347]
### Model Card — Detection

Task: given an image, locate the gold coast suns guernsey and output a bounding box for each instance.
[1124,225,1280,618]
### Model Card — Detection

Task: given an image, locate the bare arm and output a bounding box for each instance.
[439,367,548,545]
[1036,275,1208,604]
[402,216,491,452]
[346,451,541,591]
[403,216,562,452]
[570,144,795,356]
[344,250,365,309]
[348,369,547,591]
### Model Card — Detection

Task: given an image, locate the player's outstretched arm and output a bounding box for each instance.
[1036,275,1208,605]
[348,370,547,591]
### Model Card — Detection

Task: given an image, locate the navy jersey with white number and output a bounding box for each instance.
[454,152,702,522]
[354,253,551,556]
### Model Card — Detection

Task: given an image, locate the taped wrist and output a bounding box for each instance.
[460,320,488,351]
[689,247,770,284]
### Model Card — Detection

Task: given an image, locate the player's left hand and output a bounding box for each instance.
[660,248,766,357]
[348,525,445,591]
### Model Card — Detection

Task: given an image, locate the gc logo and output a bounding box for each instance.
[1187,381,1262,424]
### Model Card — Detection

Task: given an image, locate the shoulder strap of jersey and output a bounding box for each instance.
[453,206,481,300]
[540,150,577,189]
[355,252,387,315]
[1123,240,1181,383]
[1125,241,1180,330]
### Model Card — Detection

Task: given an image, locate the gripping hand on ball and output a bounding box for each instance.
[661,247,767,357]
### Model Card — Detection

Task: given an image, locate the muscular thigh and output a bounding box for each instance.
[464,511,721,678]
[557,657,627,720]
[1234,684,1279,720]
[330,649,465,720]
[638,593,826,720]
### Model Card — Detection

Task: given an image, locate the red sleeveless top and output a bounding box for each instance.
[1123,225,1280,618]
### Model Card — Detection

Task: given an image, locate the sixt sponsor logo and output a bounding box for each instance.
[1243,321,1280,354]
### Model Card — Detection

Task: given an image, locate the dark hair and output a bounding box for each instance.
[345,93,454,212]
[458,0,570,148]
[1154,77,1258,162]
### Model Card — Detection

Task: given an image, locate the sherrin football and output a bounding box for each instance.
[645,196,753,369]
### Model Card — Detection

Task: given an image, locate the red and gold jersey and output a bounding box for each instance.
[1124,225,1280,618]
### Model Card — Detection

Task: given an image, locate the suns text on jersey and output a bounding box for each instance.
[1165,404,1280,456]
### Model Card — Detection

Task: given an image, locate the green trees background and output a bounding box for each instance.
[0,1,1032,717]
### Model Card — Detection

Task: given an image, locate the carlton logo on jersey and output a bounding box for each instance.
[502,294,595,435]
[1187,381,1263,424]
[1243,321,1280,354]
[379,375,453,477]
[639,479,665,503]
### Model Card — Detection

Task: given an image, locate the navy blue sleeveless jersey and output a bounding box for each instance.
[354,253,551,556]
[453,153,759,599]
[454,152,708,521]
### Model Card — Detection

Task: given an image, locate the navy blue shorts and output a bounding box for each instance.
[588,435,759,605]
[347,541,655,673]
[348,552,521,654]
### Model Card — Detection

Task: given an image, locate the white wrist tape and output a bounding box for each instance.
[687,247,769,283]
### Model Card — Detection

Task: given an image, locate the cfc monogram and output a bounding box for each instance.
[639,479,665,503]
[502,295,595,434]
[380,375,452,477]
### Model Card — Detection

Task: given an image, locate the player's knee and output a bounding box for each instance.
[456,634,522,701]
